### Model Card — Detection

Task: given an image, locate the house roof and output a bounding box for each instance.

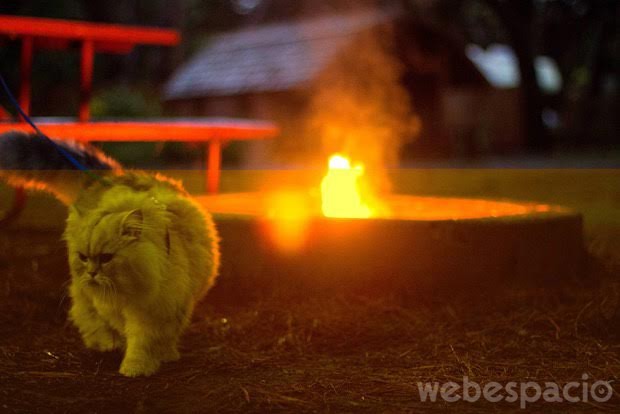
[163,10,395,100]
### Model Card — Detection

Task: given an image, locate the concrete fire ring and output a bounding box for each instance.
[197,193,585,298]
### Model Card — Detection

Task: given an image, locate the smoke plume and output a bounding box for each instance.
[304,24,420,194]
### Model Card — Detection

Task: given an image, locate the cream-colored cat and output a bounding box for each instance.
[0,132,219,377]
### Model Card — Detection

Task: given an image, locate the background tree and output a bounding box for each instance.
[404,0,618,153]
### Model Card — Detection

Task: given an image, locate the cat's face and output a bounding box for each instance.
[66,209,155,298]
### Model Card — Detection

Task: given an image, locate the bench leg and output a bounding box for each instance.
[206,140,221,194]
[79,40,94,122]
[19,36,33,115]
[0,187,27,227]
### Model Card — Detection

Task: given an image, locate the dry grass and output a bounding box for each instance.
[1,228,619,413]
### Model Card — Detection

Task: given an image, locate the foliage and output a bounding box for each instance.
[90,86,161,118]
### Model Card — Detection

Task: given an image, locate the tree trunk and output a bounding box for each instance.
[483,0,552,153]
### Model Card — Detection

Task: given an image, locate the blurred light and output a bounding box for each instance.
[542,108,561,129]
[232,0,262,15]
[466,43,520,88]
[535,56,562,93]
[466,43,563,93]
[265,191,311,253]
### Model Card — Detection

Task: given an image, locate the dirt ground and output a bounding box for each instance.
[1,226,619,414]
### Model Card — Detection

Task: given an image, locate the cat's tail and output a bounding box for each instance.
[0,131,122,205]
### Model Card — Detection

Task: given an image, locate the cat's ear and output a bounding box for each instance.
[69,204,84,218]
[121,209,143,239]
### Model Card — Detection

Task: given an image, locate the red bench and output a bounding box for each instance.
[0,15,278,224]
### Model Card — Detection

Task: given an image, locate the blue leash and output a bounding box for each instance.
[0,73,109,183]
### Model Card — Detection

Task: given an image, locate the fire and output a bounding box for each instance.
[263,153,376,252]
[265,191,310,253]
[321,154,373,218]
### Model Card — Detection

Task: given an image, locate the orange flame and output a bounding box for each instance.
[320,154,373,218]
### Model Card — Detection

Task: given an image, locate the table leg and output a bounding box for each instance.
[206,140,221,194]
[79,40,94,122]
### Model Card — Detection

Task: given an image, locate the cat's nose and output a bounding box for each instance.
[88,271,97,278]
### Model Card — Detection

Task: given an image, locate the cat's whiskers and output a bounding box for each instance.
[77,274,89,288]
[58,289,69,304]
[109,279,118,298]
[57,279,71,304]
[56,291,69,316]
[98,277,118,302]
[105,279,112,301]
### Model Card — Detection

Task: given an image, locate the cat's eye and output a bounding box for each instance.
[78,253,87,262]
[99,253,114,264]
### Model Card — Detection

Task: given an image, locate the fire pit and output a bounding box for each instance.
[197,188,584,299]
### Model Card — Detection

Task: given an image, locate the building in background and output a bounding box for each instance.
[164,9,527,166]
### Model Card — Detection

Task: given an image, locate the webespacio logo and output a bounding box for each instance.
[417,374,614,409]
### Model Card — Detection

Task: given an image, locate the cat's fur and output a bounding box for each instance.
[0,131,219,377]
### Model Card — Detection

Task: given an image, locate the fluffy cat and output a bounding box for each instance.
[0,131,219,377]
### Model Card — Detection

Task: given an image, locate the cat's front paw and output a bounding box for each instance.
[119,357,161,377]
[83,330,122,352]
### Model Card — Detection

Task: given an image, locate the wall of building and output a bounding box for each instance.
[442,87,523,157]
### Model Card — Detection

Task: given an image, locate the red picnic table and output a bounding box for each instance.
[0,15,278,224]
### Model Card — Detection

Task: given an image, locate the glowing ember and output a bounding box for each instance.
[321,154,373,218]
[265,191,310,253]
